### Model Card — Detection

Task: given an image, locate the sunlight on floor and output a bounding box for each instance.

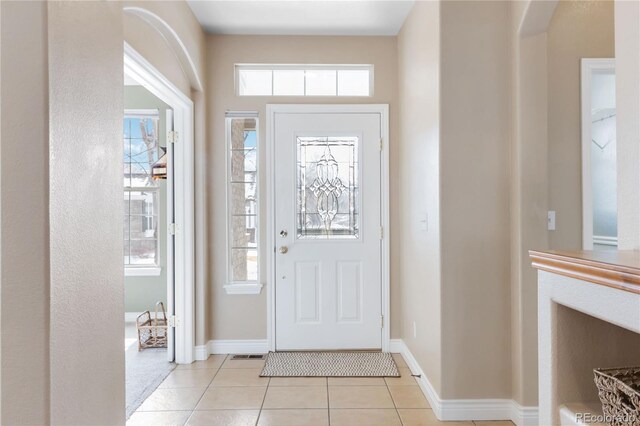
[125,338,137,350]
[125,322,138,350]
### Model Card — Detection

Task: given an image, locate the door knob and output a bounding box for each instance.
[279,246,288,254]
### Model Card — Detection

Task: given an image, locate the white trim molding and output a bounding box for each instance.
[593,235,618,246]
[390,339,539,426]
[224,283,264,295]
[124,43,196,365]
[125,267,162,277]
[123,7,203,92]
[194,339,270,360]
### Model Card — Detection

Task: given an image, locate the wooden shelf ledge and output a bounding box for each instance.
[529,250,640,295]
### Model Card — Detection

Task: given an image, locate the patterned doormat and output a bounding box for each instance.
[260,352,400,377]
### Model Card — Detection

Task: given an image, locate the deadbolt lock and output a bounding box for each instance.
[280,230,288,238]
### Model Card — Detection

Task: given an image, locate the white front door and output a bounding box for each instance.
[273,107,384,350]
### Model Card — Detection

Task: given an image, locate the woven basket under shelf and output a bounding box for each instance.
[136,302,168,351]
[594,367,640,425]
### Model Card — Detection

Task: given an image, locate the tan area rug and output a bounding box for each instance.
[260,352,400,377]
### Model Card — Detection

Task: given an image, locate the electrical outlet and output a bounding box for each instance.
[413,321,417,338]
[548,211,556,231]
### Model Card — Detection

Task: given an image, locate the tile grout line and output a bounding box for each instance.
[326,376,331,426]
[388,383,403,425]
[255,361,270,426]
[182,355,228,425]
[390,355,404,426]
[139,353,445,426]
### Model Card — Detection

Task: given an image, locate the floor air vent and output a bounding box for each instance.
[231,354,265,360]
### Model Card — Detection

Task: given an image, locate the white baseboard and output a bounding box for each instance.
[194,339,270,360]
[194,344,208,361]
[390,339,538,426]
[388,339,404,353]
[512,402,540,426]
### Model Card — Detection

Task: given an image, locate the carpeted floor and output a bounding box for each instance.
[125,323,175,419]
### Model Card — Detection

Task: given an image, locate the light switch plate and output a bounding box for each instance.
[548,211,556,231]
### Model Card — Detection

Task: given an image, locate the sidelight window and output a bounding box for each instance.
[226,113,260,284]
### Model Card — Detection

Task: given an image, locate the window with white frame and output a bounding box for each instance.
[226,113,259,285]
[124,111,161,269]
[236,64,373,97]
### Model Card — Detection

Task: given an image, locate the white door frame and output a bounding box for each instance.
[124,43,195,364]
[581,58,616,250]
[266,104,390,352]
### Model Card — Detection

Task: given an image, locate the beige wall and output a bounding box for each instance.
[47,2,124,423]
[396,0,513,401]
[396,0,534,402]
[615,0,640,250]
[439,0,512,399]
[206,35,399,340]
[0,2,50,423]
[509,0,616,408]
[510,31,550,408]
[124,12,191,97]
[555,305,640,408]
[396,1,442,394]
[0,1,206,423]
[547,0,615,250]
[508,0,615,408]
[123,1,206,95]
[509,0,555,408]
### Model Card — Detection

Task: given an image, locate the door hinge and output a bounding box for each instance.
[379,227,384,239]
[379,138,383,151]
[380,315,384,328]
[168,131,178,144]
[168,315,180,327]
[168,223,176,235]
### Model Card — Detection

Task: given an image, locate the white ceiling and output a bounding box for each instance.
[187,1,415,36]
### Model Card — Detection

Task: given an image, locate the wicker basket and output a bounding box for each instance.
[594,367,640,425]
[136,302,168,350]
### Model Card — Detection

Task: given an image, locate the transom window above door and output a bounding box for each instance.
[236,64,373,97]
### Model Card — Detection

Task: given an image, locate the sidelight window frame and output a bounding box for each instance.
[224,112,263,295]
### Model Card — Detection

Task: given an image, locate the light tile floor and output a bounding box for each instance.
[127,353,515,426]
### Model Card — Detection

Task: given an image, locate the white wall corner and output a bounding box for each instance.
[511,401,540,426]
[392,339,444,419]
[389,339,405,353]
[393,339,538,426]
[194,344,209,361]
